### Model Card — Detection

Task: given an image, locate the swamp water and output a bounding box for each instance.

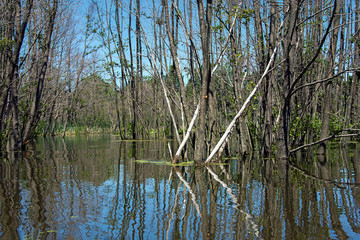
[0,135,359,239]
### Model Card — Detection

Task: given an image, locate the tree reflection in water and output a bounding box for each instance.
[0,135,359,239]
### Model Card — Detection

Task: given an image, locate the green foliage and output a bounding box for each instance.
[178,128,183,136]
[238,8,254,24]
[0,130,6,150]
[155,17,164,25]
[211,24,224,33]
[329,114,346,134]
[54,124,112,136]
[0,38,15,51]
[290,113,321,142]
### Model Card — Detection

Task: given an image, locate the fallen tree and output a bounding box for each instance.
[204,49,277,163]
[204,11,288,163]
[171,8,239,163]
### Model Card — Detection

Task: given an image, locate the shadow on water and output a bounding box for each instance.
[0,135,359,239]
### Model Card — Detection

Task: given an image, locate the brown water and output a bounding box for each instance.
[0,135,359,239]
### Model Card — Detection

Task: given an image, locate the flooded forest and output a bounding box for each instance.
[1,0,360,239]
[1,0,360,161]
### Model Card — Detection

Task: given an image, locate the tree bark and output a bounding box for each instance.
[261,1,278,158]
[194,0,213,164]
[278,0,300,160]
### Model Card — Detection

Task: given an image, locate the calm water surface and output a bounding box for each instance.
[0,135,359,239]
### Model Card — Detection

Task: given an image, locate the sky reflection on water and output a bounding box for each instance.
[0,135,359,239]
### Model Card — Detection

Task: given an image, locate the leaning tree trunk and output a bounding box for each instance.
[205,40,280,163]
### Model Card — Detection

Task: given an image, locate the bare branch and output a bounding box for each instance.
[211,4,240,76]
[287,1,338,101]
[290,130,360,153]
[291,68,360,95]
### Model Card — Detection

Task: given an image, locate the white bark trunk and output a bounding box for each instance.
[141,25,182,144]
[205,44,279,163]
[172,103,200,163]
[204,10,290,163]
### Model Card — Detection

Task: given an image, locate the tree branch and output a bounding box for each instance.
[286,1,337,102]
[291,68,360,95]
[290,130,360,153]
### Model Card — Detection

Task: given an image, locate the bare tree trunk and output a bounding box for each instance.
[346,0,359,128]
[128,0,138,140]
[140,13,182,145]
[0,0,34,150]
[10,66,20,149]
[320,0,341,140]
[253,0,265,72]
[194,0,213,164]
[278,1,336,159]
[162,0,189,124]
[22,0,58,147]
[261,1,278,158]
[136,0,142,139]
[355,1,360,124]
[334,0,345,114]
[152,0,159,140]
[114,0,132,139]
[189,0,197,107]
[278,0,300,160]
